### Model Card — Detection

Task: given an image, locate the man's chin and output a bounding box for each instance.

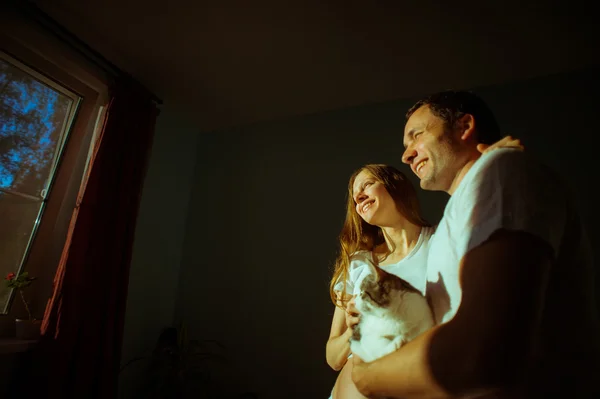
[420,177,438,191]
[419,178,431,190]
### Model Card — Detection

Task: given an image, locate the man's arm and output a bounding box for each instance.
[352,229,552,398]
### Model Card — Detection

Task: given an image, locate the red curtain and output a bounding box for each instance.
[30,79,159,399]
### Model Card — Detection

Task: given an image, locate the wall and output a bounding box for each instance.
[118,105,199,398]
[176,67,599,398]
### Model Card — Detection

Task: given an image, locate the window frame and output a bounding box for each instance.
[0,51,83,314]
[0,9,110,335]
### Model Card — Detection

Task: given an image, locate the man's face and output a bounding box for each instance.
[402,105,460,192]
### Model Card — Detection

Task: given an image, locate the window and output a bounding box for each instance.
[0,52,82,312]
[0,12,109,326]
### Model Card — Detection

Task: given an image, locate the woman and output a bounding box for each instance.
[326,163,432,399]
[326,138,522,399]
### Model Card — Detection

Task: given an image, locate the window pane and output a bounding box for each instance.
[0,191,42,307]
[0,58,74,197]
[0,54,80,312]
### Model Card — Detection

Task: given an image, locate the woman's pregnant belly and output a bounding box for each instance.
[332,358,369,399]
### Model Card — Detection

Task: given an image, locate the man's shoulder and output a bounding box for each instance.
[470,149,561,188]
[475,148,532,173]
[447,150,574,260]
[451,148,569,223]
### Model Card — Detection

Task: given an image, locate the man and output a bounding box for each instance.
[351,90,600,398]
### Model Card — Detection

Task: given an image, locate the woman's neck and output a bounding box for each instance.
[377,222,422,260]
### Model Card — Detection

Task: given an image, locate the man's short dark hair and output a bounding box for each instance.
[406,90,502,145]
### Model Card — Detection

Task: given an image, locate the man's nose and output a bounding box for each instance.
[402,146,416,164]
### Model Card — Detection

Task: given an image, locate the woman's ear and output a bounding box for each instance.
[459,114,476,141]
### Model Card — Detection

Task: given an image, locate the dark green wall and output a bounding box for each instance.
[119,105,199,398]
[176,67,599,398]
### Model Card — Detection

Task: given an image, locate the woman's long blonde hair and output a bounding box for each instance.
[329,164,430,308]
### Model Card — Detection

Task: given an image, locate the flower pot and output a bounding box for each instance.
[15,319,41,340]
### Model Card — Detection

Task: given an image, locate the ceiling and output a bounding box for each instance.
[35,0,599,132]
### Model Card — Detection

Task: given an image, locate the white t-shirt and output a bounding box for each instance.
[427,148,600,397]
[335,226,434,296]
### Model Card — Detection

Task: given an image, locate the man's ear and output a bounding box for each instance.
[459,114,476,141]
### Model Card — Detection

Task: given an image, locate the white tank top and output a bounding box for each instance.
[334,226,434,296]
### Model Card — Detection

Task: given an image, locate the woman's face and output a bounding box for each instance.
[352,170,398,226]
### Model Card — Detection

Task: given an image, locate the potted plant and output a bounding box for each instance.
[4,271,40,340]
[120,323,255,398]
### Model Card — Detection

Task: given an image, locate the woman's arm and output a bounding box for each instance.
[326,293,358,371]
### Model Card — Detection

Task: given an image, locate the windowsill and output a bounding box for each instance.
[0,339,37,355]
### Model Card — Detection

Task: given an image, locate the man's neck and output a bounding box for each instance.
[447,153,482,195]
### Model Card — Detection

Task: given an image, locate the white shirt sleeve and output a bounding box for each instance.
[458,149,567,258]
[333,252,372,295]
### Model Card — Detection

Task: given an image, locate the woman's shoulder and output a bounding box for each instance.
[349,250,374,267]
[349,249,371,260]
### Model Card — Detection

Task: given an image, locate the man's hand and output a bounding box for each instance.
[352,353,365,367]
[477,135,523,154]
[351,354,371,397]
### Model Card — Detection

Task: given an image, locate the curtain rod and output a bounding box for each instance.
[14,1,164,105]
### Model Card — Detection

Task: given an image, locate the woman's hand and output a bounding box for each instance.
[477,135,524,154]
[346,296,361,330]
[327,293,359,370]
